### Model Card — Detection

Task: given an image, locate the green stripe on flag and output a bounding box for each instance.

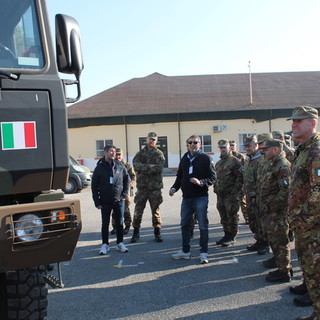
[2,123,14,149]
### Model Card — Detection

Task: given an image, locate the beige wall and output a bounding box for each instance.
[68,116,300,170]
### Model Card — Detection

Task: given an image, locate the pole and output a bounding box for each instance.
[248,61,253,105]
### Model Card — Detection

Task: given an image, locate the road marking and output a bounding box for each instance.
[113,260,145,268]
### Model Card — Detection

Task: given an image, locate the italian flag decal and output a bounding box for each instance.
[1,121,37,150]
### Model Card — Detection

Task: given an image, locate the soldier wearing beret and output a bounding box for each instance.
[214,139,243,246]
[131,132,166,243]
[287,106,320,320]
[259,138,292,283]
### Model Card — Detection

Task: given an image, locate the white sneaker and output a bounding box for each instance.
[99,243,110,255]
[200,252,209,264]
[172,250,191,260]
[116,242,128,253]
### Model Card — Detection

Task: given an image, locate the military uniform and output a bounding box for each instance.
[288,132,320,320]
[242,136,264,246]
[111,151,136,232]
[131,132,165,242]
[214,140,243,245]
[259,139,291,282]
[272,130,295,163]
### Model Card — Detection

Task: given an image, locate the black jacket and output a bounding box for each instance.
[171,151,216,198]
[91,158,130,206]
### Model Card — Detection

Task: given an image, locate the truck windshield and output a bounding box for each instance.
[0,0,45,70]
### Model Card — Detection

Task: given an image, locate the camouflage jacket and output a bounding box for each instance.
[214,153,243,196]
[288,133,320,230]
[133,146,165,190]
[259,152,290,214]
[120,159,136,182]
[232,150,245,164]
[243,150,262,198]
[256,156,270,201]
[283,144,295,163]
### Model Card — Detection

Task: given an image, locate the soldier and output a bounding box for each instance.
[259,138,292,283]
[242,135,265,252]
[255,133,273,255]
[287,106,320,320]
[230,139,248,224]
[272,130,295,163]
[110,148,136,235]
[131,132,166,243]
[214,139,243,247]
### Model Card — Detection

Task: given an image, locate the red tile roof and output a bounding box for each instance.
[68,71,320,119]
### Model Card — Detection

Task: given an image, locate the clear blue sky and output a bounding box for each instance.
[47,0,320,102]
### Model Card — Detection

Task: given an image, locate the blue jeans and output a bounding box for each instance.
[180,196,209,253]
[101,200,125,244]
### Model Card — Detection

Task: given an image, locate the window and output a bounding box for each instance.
[238,133,255,152]
[96,139,113,157]
[198,134,212,153]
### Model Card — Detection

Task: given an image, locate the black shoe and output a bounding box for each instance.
[190,228,194,239]
[154,228,163,242]
[265,269,291,283]
[130,228,140,243]
[290,282,308,295]
[247,241,261,251]
[221,239,235,247]
[293,292,313,307]
[110,228,116,235]
[123,226,130,235]
[216,235,228,245]
[263,256,277,268]
[257,245,270,255]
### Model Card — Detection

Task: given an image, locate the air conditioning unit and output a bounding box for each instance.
[213,125,222,133]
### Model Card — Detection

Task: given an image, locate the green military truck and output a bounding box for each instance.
[0,0,83,318]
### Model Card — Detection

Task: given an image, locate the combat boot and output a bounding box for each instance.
[130,228,140,243]
[257,242,270,255]
[289,281,308,295]
[216,232,229,245]
[123,226,130,235]
[247,240,261,251]
[154,227,163,242]
[265,269,291,283]
[293,292,313,307]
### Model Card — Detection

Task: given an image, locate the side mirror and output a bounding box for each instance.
[55,14,84,80]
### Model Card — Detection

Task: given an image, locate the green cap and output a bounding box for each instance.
[148,132,158,138]
[229,140,236,146]
[116,148,123,154]
[259,138,283,149]
[257,133,272,144]
[272,130,284,139]
[218,139,229,147]
[287,106,318,120]
[243,135,257,146]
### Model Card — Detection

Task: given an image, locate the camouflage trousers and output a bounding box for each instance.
[239,190,248,223]
[262,213,291,272]
[246,196,268,243]
[112,196,132,229]
[295,228,320,318]
[216,193,240,238]
[132,189,163,229]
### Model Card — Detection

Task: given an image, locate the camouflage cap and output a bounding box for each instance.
[257,133,272,144]
[243,135,257,146]
[148,132,158,138]
[259,138,283,149]
[218,139,229,147]
[272,130,284,139]
[284,134,292,141]
[287,105,318,120]
[116,148,123,154]
[229,140,236,146]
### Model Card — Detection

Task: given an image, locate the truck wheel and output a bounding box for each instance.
[0,266,48,320]
[62,178,78,194]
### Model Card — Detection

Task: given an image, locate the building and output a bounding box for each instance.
[67,71,320,169]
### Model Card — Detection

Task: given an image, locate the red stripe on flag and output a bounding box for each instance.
[24,122,36,148]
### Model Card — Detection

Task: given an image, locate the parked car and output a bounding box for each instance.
[62,156,92,194]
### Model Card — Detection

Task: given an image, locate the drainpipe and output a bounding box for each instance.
[123,116,129,162]
[177,113,181,160]
[269,110,272,133]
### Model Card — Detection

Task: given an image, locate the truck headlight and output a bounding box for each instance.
[15,214,44,241]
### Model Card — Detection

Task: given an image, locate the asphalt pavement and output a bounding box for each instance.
[47,176,312,320]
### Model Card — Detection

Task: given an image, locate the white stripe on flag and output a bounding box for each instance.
[13,122,25,149]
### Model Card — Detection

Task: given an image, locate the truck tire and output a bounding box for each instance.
[0,266,48,320]
[62,178,78,194]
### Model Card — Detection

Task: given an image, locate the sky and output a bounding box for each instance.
[46,0,320,102]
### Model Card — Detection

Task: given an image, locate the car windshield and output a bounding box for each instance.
[0,0,45,70]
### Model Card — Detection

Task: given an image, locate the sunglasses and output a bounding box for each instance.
[187,141,199,145]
